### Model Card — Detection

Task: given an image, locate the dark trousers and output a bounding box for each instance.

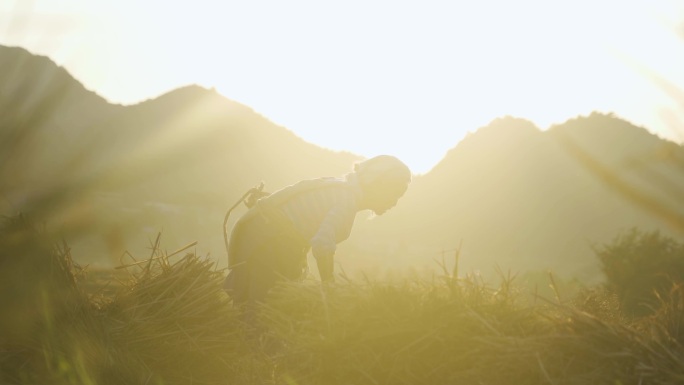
[224,211,309,305]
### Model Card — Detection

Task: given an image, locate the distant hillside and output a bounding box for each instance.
[345,114,684,281]
[0,45,362,263]
[4,44,683,280]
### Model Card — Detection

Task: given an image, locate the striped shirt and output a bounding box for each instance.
[271,176,363,259]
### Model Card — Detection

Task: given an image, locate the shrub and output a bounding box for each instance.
[595,228,684,317]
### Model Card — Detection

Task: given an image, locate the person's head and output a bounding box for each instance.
[354,155,411,215]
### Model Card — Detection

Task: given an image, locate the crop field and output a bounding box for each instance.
[2,216,684,385]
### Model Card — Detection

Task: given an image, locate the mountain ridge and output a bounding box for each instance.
[2,44,684,281]
[0,44,362,262]
[345,114,684,279]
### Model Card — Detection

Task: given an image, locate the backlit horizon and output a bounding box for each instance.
[1,0,683,173]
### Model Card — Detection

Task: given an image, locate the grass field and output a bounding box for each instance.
[2,217,684,385]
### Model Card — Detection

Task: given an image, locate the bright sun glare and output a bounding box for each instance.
[1,0,683,173]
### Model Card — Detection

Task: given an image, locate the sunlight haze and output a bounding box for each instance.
[6,4,684,381]
[2,0,683,173]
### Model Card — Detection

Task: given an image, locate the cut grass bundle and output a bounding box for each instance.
[105,251,251,385]
[0,223,264,385]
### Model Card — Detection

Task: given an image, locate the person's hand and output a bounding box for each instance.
[313,250,335,283]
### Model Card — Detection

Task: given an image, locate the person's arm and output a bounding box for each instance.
[310,201,356,283]
[310,209,340,283]
[315,250,335,283]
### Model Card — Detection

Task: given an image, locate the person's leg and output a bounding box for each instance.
[247,252,280,304]
[223,215,264,305]
[223,264,249,304]
[272,230,310,282]
[231,212,308,303]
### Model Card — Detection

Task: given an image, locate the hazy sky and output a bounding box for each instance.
[2,0,684,173]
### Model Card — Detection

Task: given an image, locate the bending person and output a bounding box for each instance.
[224,155,411,304]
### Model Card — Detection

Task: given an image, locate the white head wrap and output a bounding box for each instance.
[353,155,411,187]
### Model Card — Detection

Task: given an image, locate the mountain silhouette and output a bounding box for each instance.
[0,45,361,263]
[344,114,684,280]
[2,45,683,281]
